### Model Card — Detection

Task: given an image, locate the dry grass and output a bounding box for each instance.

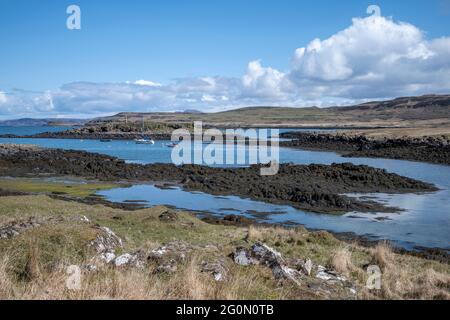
[0,251,287,300]
[0,195,448,300]
[2,238,447,300]
[0,229,448,300]
[358,243,450,300]
[329,246,353,275]
[372,242,394,269]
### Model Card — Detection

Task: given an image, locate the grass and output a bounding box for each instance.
[0,178,120,198]
[0,193,449,300]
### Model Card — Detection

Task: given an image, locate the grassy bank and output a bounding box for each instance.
[0,178,119,198]
[0,190,448,300]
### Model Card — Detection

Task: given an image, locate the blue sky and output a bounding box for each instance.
[0,0,449,118]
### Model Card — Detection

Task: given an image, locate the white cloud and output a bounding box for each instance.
[241,60,286,99]
[289,15,450,99]
[0,92,7,104]
[292,16,429,81]
[1,15,449,119]
[134,79,162,87]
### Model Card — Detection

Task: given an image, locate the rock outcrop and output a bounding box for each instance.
[280,132,450,165]
[232,242,357,297]
[89,226,123,263]
[0,217,47,239]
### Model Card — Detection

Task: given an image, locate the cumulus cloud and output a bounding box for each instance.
[292,16,428,81]
[289,15,450,99]
[241,60,287,99]
[1,14,449,118]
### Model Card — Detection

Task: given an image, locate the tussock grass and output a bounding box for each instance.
[361,243,450,300]
[329,246,353,275]
[0,250,289,300]
[372,241,394,269]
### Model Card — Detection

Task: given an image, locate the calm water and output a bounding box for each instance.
[1,126,449,250]
[97,185,449,250]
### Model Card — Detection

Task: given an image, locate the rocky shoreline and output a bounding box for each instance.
[280,132,450,165]
[201,213,450,264]
[0,144,437,214]
[0,131,174,141]
[2,184,447,264]
[0,130,271,145]
[2,127,450,167]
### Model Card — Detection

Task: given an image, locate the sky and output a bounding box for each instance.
[0,0,449,119]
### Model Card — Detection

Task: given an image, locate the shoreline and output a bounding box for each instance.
[280,131,450,166]
[1,125,449,166]
[201,212,450,263]
[0,143,446,258]
[47,192,450,263]
[1,182,448,263]
[0,144,437,215]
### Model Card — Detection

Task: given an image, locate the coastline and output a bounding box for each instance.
[0,144,437,214]
[2,123,449,166]
[280,131,450,166]
[0,143,446,257]
[0,130,448,299]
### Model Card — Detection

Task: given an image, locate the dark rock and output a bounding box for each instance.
[280,132,450,165]
[0,144,437,214]
[158,210,177,222]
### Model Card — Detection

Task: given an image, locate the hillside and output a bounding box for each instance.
[0,118,87,127]
[89,94,450,130]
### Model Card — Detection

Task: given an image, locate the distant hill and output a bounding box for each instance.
[180,109,203,114]
[89,94,450,129]
[0,118,88,126]
[0,118,49,126]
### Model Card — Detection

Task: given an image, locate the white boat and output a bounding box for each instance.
[135,138,155,144]
[134,116,155,145]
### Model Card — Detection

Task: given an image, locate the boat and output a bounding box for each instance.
[134,117,155,145]
[135,138,155,144]
[100,139,112,142]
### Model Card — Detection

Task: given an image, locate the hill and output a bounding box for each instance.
[0,118,87,126]
[90,94,450,130]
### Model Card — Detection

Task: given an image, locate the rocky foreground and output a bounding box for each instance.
[280,132,450,165]
[0,144,436,214]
